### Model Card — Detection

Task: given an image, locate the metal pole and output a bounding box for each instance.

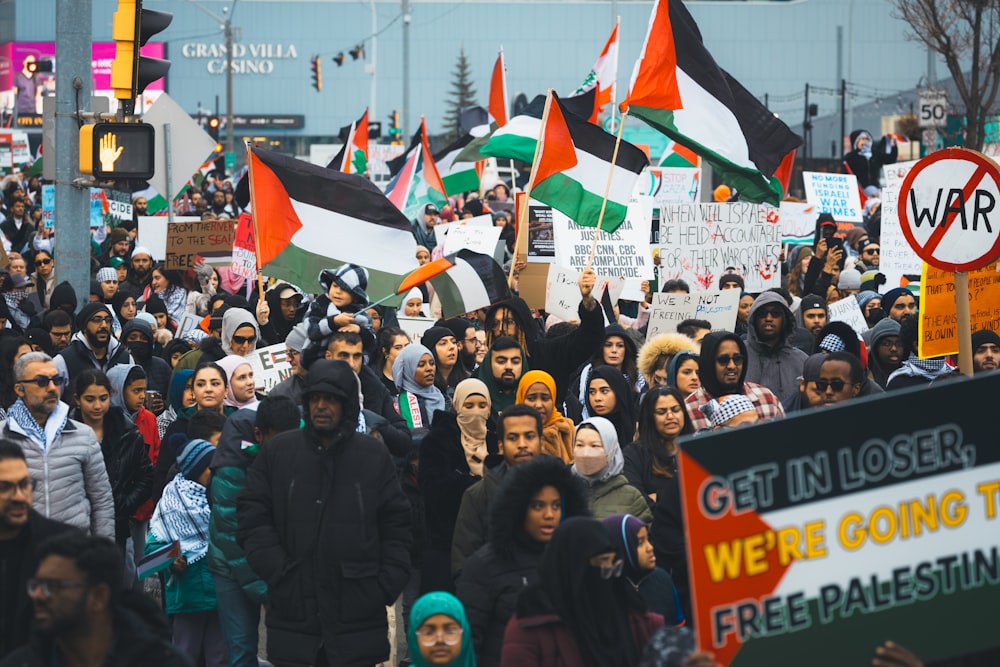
[54,0,92,300]
[803,83,810,160]
[840,78,847,157]
[401,0,411,138]
[369,0,377,126]
[164,124,175,224]
[226,20,234,156]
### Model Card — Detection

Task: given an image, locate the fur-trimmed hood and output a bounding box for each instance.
[637,333,698,384]
[487,456,591,560]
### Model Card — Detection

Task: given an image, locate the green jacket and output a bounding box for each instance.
[588,474,653,524]
[145,536,217,615]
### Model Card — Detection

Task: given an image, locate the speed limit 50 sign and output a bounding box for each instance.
[919,89,948,128]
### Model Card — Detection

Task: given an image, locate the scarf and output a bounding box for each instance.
[392,344,446,420]
[572,417,625,484]
[3,291,31,330]
[149,474,211,564]
[407,592,476,667]
[516,370,575,463]
[7,399,69,452]
[453,378,490,477]
[216,354,260,409]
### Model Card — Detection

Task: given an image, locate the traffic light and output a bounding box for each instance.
[310,55,322,92]
[206,115,221,141]
[111,0,172,116]
[349,45,364,61]
[388,111,401,144]
[333,52,345,67]
[79,122,155,180]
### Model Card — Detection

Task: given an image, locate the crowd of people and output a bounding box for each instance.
[0,169,989,667]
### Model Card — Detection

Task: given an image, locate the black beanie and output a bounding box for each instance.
[799,293,828,313]
[76,303,111,330]
[972,329,1000,349]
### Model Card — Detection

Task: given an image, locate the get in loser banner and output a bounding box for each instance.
[679,373,1000,666]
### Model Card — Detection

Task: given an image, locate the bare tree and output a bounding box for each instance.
[891,0,1000,150]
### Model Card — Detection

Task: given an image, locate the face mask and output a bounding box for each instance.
[127,340,152,361]
[574,448,608,476]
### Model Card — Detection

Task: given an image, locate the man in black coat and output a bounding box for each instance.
[237,359,412,667]
[0,442,76,659]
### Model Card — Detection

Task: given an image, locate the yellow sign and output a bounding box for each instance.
[918,260,1000,358]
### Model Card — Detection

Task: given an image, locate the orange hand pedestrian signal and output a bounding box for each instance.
[80,122,156,180]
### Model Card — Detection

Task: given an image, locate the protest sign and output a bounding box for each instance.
[231,213,257,279]
[778,201,820,245]
[544,265,581,322]
[679,373,1000,666]
[646,290,739,339]
[880,161,923,290]
[919,259,1000,358]
[165,218,236,270]
[553,197,654,280]
[247,343,293,394]
[434,215,493,247]
[827,296,869,335]
[527,202,555,261]
[41,185,54,229]
[634,167,701,205]
[397,316,436,344]
[658,203,782,293]
[105,190,132,227]
[89,189,105,228]
[443,224,502,257]
[175,311,202,340]
[802,171,863,223]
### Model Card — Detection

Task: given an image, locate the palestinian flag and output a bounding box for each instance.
[427,249,512,318]
[480,88,598,165]
[622,0,801,205]
[526,92,648,233]
[385,118,448,218]
[248,147,419,299]
[435,134,481,196]
[573,20,620,120]
[327,109,370,176]
[659,140,701,169]
[137,541,181,580]
[489,48,510,127]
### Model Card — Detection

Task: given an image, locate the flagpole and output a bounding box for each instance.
[244,140,266,305]
[509,89,555,287]
[586,112,627,270]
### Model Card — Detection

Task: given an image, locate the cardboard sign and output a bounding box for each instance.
[919,259,1000,358]
[679,374,1000,666]
[246,343,294,394]
[880,161,923,290]
[139,215,202,263]
[779,201,820,245]
[646,290,739,339]
[397,316,436,345]
[802,171,863,223]
[544,264,581,322]
[827,296,869,335]
[658,203,782,293]
[552,197,655,280]
[165,219,236,270]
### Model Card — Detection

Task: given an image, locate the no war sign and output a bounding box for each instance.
[678,374,1000,666]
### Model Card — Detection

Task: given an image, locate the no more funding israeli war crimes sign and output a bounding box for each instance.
[678,374,1000,666]
[658,203,781,293]
[802,171,863,223]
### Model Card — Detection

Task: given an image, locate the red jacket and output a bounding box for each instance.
[500,608,664,667]
[132,406,161,521]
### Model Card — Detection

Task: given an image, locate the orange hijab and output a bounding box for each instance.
[516,370,576,463]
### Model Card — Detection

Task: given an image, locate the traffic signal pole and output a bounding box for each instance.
[55,0,93,302]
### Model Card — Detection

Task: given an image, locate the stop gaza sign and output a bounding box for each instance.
[898,147,1000,272]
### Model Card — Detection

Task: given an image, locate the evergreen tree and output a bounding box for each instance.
[444,48,477,141]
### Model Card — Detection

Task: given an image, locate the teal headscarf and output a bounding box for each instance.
[407,592,476,667]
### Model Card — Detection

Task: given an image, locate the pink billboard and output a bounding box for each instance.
[0,42,166,118]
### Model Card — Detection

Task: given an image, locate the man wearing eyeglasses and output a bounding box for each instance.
[0,351,115,539]
[0,440,74,658]
[52,303,133,385]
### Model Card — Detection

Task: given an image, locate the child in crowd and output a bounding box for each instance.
[302,263,374,367]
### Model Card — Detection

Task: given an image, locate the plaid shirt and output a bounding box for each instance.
[685,382,786,432]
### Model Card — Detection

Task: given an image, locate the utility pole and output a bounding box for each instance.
[840,78,847,159]
[225,16,234,155]
[368,0,377,127]
[803,83,810,161]
[54,0,92,300]
[401,0,411,139]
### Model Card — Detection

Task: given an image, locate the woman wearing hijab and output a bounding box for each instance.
[584,365,638,447]
[515,370,575,463]
[500,517,664,667]
[571,417,651,523]
[216,354,260,410]
[564,325,642,422]
[457,457,590,667]
[419,378,496,593]
[407,592,476,667]
[157,369,195,439]
[624,387,693,510]
[665,352,700,399]
[601,514,685,626]
[422,326,470,397]
[220,307,261,358]
[394,343,449,433]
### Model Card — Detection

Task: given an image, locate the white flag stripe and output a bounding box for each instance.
[444,259,492,312]
[673,67,755,171]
